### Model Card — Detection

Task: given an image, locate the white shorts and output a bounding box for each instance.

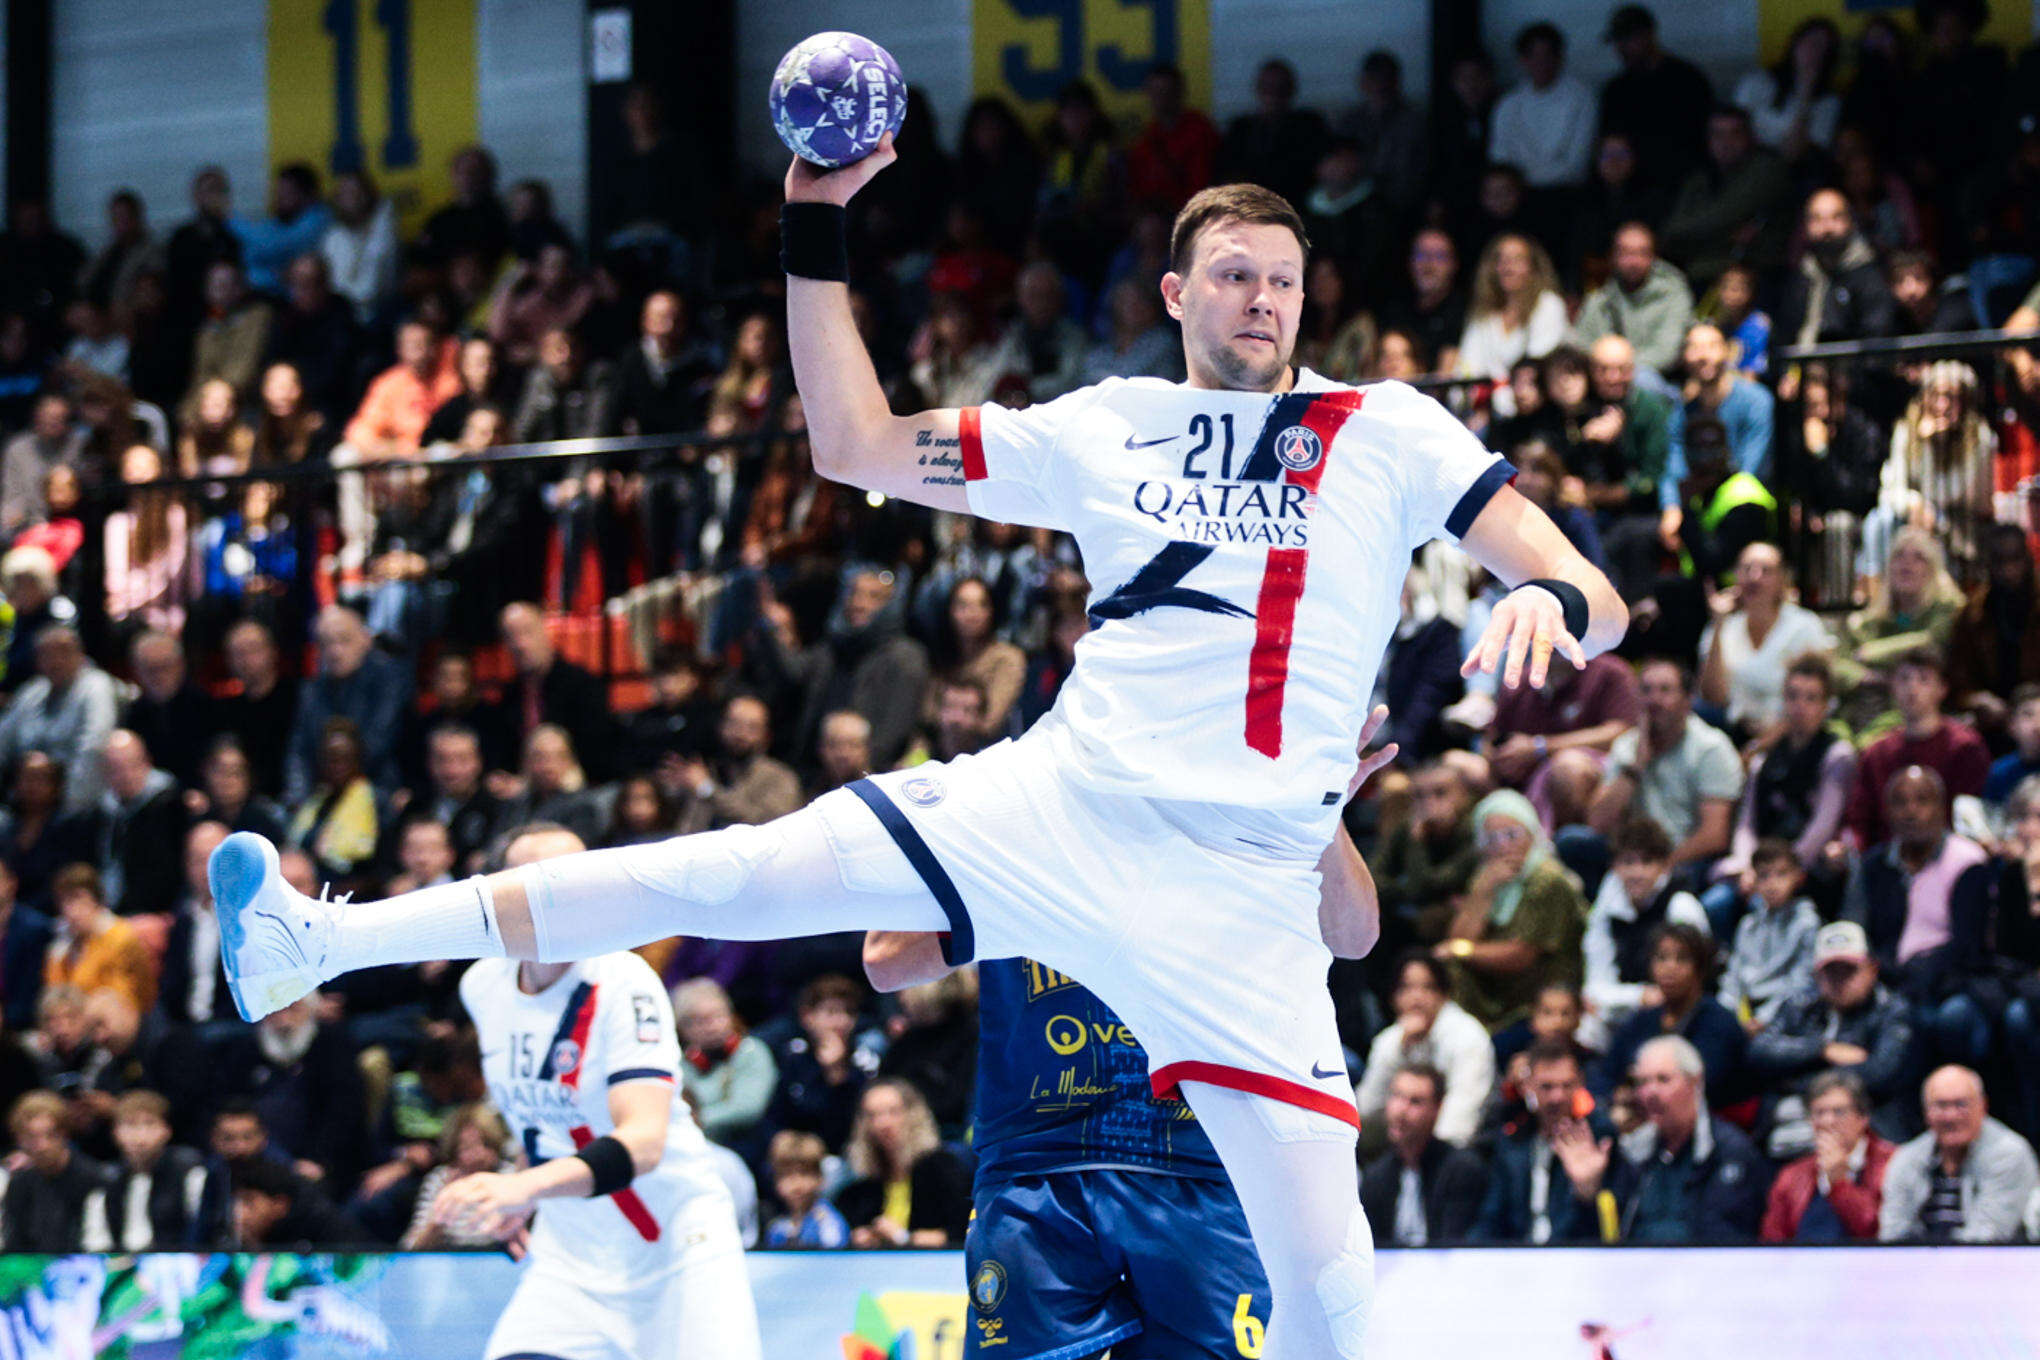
[812,727,1358,1129]
[484,1202,761,1360]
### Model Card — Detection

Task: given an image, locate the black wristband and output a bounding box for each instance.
[574,1134,636,1197]
[780,202,849,282]
[1523,578,1590,640]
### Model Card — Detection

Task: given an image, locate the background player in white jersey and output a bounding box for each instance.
[211,142,1624,1358]
[432,825,762,1360]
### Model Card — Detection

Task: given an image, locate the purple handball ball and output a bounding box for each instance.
[769,31,907,169]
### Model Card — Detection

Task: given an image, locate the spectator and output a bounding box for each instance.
[1474,1039,1612,1242]
[1569,132,1672,288]
[335,314,460,571]
[499,601,616,783]
[810,711,873,800]
[59,298,129,382]
[668,694,803,835]
[78,987,210,1149]
[399,1102,516,1248]
[766,973,881,1153]
[398,650,517,785]
[183,260,273,413]
[1845,651,1989,850]
[0,626,118,813]
[986,264,1086,404]
[103,442,192,634]
[497,725,606,848]
[260,253,358,425]
[1570,223,1694,376]
[287,719,381,886]
[1888,249,1976,337]
[320,170,399,323]
[836,1077,970,1248]
[1879,1065,2039,1242]
[490,243,593,368]
[1660,105,1792,291]
[616,290,717,437]
[159,821,236,1030]
[1597,5,1714,187]
[420,147,509,269]
[1455,234,1568,392]
[1667,321,1776,501]
[673,977,776,1150]
[163,167,239,332]
[1715,839,1821,1030]
[619,651,715,773]
[763,1129,850,1248]
[1734,18,1843,163]
[1218,58,1329,210]
[1675,420,1777,602]
[1833,528,1961,720]
[763,568,929,772]
[1876,360,1996,585]
[1429,49,1496,208]
[1486,649,1641,827]
[0,857,51,1031]
[1125,62,1220,217]
[228,1155,367,1247]
[876,969,979,1136]
[1751,920,1918,1154]
[1356,952,1495,1147]
[1984,687,2040,805]
[1301,138,1397,301]
[1946,526,2040,731]
[233,163,329,296]
[1698,263,1771,376]
[44,865,153,1014]
[1698,543,1833,737]
[122,631,210,789]
[1360,1064,1488,1245]
[1571,336,1677,599]
[1760,1070,1893,1241]
[1584,657,1743,888]
[1081,277,1186,386]
[1901,0,2007,219]
[1490,22,1595,190]
[0,751,90,917]
[211,620,297,797]
[1,1089,109,1251]
[186,737,286,845]
[1583,820,1712,1042]
[1499,440,1606,570]
[1595,918,1740,1112]
[86,728,186,919]
[1437,789,1587,1032]
[26,983,95,1095]
[286,605,410,804]
[85,1088,217,1250]
[0,393,84,539]
[1368,761,1482,960]
[1778,188,1896,350]
[1381,228,1465,375]
[77,189,159,319]
[0,546,81,687]
[1563,1035,1770,1242]
[396,725,504,870]
[218,994,368,1189]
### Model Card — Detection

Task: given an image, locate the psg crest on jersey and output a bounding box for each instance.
[901,776,946,806]
[1273,425,1324,472]
[550,1039,582,1077]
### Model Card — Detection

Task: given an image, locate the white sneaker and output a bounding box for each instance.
[209,831,336,1021]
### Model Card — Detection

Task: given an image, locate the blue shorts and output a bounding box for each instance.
[964,1170,1269,1360]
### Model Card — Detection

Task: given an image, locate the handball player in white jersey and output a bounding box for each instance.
[430,826,762,1360]
[208,137,1624,1358]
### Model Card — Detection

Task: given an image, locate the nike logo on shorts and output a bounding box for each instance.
[1311,1061,1344,1080]
[1123,433,1180,449]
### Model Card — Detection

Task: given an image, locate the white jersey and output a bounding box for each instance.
[460,953,732,1287]
[958,370,1510,842]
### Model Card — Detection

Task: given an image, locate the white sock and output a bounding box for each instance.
[324,877,504,977]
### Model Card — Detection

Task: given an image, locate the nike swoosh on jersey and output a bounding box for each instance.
[1123,433,1181,449]
[1311,1061,1344,1080]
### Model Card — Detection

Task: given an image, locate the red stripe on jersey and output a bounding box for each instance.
[569,1124,662,1241]
[1243,391,1365,757]
[957,406,987,481]
[558,985,601,1093]
[1149,1060,1361,1130]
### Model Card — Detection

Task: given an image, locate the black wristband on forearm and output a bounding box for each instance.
[574,1135,636,1197]
[1523,578,1590,640]
[780,202,849,282]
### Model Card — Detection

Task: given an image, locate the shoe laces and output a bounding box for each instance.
[308,881,352,930]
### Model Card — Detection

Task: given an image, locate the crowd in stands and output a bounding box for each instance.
[0,0,2039,1252]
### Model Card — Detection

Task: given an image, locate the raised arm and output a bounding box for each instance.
[1458,483,1628,691]
[782,138,970,514]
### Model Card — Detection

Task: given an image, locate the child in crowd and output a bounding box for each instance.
[1717,839,1822,1031]
[1985,684,2040,807]
[762,1130,849,1249]
[1582,820,1711,1047]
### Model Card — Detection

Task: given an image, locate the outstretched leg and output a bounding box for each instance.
[212,802,950,1020]
[1181,1083,1372,1360]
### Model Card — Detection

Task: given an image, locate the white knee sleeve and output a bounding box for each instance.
[619,821,785,905]
[517,828,788,962]
[1315,1203,1376,1359]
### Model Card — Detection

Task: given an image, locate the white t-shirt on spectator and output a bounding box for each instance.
[1732,72,1841,154]
[1354,1000,1497,1147]
[1700,602,1834,729]
[1488,75,1596,187]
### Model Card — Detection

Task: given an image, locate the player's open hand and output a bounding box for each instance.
[1461,583,1586,691]
[432,1170,537,1242]
[1345,704,1399,800]
[785,132,897,206]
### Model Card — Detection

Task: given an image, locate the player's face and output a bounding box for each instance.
[1165,221,1304,393]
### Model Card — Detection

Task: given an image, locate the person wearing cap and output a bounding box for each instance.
[1760,1070,1894,1241]
[1748,920,1918,1152]
[1879,1064,2039,1242]
[1472,1038,1614,1242]
[1597,5,1715,188]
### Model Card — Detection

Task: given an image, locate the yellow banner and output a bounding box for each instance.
[268,0,478,234]
[1758,0,2033,64]
[972,0,1212,141]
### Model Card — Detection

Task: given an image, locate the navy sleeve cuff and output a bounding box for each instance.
[1445,458,1518,540]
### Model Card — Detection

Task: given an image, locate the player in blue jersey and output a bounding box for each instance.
[210,143,1625,1358]
[863,715,1399,1360]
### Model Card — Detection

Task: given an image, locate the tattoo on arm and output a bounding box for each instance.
[915,427,964,487]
